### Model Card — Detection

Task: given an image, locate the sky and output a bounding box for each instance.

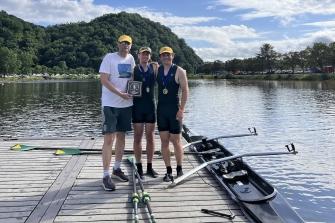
[1,0,335,62]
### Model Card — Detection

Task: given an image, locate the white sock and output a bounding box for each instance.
[103,170,109,178]
[113,161,121,170]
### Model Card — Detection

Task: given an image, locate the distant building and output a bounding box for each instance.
[322,66,334,73]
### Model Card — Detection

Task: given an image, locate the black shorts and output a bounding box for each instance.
[132,106,156,123]
[157,105,181,134]
[102,106,132,134]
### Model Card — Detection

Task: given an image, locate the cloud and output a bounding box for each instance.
[303,20,335,28]
[0,0,218,26]
[171,25,262,61]
[172,25,261,42]
[176,25,335,61]
[212,0,335,25]
[2,0,335,62]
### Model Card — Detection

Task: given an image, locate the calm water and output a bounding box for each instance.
[0,79,334,222]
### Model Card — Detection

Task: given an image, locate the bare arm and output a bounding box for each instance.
[100,73,131,100]
[150,62,159,78]
[176,67,189,120]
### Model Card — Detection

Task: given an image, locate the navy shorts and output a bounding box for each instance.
[132,105,156,123]
[102,106,132,134]
[157,105,181,134]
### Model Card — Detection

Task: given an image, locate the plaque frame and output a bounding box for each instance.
[127,81,142,97]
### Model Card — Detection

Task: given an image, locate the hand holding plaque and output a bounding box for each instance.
[127,81,142,97]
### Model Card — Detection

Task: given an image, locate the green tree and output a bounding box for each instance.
[18,51,34,74]
[0,47,19,76]
[309,42,329,68]
[258,43,277,73]
[328,42,335,73]
[284,51,300,73]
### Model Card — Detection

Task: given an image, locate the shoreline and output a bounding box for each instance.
[188,73,335,81]
[0,73,100,83]
[1,73,335,83]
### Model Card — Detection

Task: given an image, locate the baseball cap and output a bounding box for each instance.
[159,46,173,55]
[118,35,132,44]
[139,47,152,54]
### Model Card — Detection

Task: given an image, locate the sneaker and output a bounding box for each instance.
[146,168,159,178]
[177,170,184,178]
[112,168,129,182]
[102,175,116,191]
[163,173,174,182]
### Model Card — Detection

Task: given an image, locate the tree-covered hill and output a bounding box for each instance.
[0,10,203,76]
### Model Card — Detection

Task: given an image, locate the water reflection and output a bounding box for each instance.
[186,79,335,222]
[0,79,334,222]
[0,80,102,137]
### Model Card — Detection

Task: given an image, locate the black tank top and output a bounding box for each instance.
[133,64,155,107]
[157,64,179,106]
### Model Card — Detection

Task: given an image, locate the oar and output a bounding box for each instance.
[5,136,95,141]
[168,144,297,188]
[54,148,226,156]
[182,127,257,149]
[128,156,156,223]
[54,149,101,155]
[10,144,82,151]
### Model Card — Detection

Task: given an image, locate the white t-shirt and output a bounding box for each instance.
[99,52,135,107]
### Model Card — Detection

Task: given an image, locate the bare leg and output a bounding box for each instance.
[145,123,155,163]
[115,132,126,162]
[102,133,115,171]
[159,131,171,167]
[170,133,183,166]
[133,123,144,163]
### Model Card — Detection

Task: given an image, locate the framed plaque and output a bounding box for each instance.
[127,81,142,97]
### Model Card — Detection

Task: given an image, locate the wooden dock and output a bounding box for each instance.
[0,135,249,223]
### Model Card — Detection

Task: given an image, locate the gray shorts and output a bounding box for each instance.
[102,106,132,134]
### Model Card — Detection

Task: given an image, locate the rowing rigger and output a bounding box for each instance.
[182,127,257,149]
[168,143,297,188]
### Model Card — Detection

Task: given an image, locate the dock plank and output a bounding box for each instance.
[0,136,249,223]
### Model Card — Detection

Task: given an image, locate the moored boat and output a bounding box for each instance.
[181,125,305,223]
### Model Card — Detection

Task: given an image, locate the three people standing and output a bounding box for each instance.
[99,34,189,191]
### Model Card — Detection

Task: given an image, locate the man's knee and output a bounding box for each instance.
[104,132,115,142]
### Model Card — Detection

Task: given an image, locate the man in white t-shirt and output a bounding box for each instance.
[99,34,135,191]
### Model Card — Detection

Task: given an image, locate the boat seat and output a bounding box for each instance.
[222,170,248,181]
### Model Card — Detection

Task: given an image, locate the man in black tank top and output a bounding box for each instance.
[156,46,189,182]
[132,47,159,179]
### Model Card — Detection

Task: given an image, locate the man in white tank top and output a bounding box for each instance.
[99,34,135,191]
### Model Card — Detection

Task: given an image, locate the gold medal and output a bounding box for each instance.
[163,88,168,94]
[146,87,150,93]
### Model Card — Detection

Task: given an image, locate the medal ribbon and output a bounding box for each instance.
[139,65,151,89]
[161,65,173,89]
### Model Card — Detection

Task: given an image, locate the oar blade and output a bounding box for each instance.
[54,148,81,155]
[10,144,36,151]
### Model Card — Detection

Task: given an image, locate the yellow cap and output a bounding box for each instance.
[159,46,173,55]
[139,47,152,54]
[118,35,132,44]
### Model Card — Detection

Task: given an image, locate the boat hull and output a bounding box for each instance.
[182,126,304,223]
